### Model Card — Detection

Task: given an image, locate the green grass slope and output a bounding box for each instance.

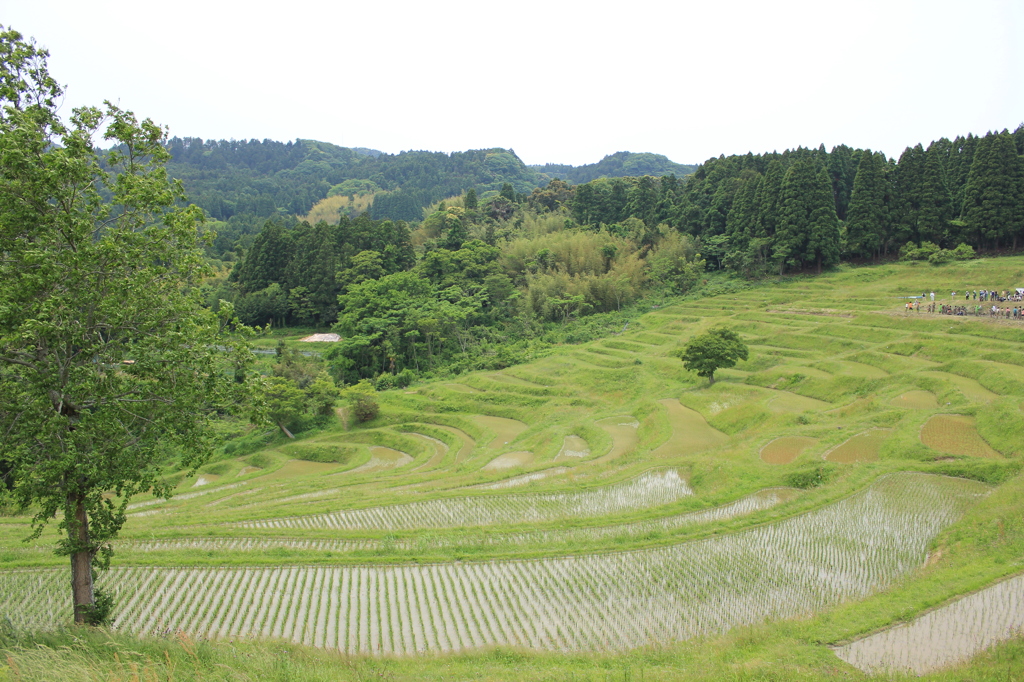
[2,257,1024,679]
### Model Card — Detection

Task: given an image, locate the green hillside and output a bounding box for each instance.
[164,138,695,256]
[3,257,1024,680]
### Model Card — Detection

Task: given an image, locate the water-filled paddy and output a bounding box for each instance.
[347,447,414,474]
[473,415,528,449]
[593,416,639,463]
[556,435,590,459]
[834,572,1024,675]
[482,450,535,471]
[239,469,693,531]
[2,474,985,654]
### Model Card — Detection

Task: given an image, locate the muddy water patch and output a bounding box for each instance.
[346,447,414,474]
[556,435,590,460]
[651,399,728,457]
[760,436,817,464]
[473,415,528,449]
[890,390,938,409]
[482,451,535,471]
[920,414,1000,458]
[407,432,449,471]
[264,459,347,480]
[474,467,570,490]
[594,416,639,463]
[824,429,892,463]
[834,572,1024,675]
[434,425,475,464]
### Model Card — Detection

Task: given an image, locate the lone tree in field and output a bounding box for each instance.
[0,29,257,624]
[675,327,749,386]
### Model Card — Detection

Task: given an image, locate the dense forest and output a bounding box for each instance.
[166,138,695,260]
[200,125,1024,392]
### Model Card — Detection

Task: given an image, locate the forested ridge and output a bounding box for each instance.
[200,124,1024,399]
[165,137,694,259]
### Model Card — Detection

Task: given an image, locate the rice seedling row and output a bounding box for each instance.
[237,469,693,531]
[0,474,985,654]
[834,572,1024,675]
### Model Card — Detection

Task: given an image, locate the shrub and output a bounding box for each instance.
[352,393,379,422]
[785,464,836,489]
[951,243,975,260]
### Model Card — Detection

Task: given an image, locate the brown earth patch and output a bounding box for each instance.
[760,436,818,465]
[920,414,1001,459]
[824,429,892,463]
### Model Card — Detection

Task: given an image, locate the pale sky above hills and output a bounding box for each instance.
[2,0,1022,167]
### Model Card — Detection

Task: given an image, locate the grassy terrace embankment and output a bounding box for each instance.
[2,257,1024,680]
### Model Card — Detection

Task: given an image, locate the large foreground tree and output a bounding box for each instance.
[0,29,257,624]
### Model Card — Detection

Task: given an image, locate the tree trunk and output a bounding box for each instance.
[69,494,94,624]
[707,372,715,386]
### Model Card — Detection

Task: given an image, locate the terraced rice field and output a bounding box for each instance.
[651,399,728,457]
[834,572,1024,675]
[920,414,1001,458]
[824,429,891,463]
[760,436,817,464]
[0,475,986,653]
[239,469,693,531]
[4,259,1024,673]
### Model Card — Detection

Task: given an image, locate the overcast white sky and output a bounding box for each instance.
[3,0,1022,167]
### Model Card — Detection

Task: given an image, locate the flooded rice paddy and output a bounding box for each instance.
[473,415,528,450]
[834,572,1024,675]
[482,451,535,471]
[1,474,985,654]
[593,416,639,463]
[556,435,590,459]
[238,469,693,531]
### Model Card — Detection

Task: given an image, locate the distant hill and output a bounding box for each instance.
[161,137,694,255]
[533,152,696,184]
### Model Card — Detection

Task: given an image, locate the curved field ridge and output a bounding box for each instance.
[114,486,795,556]
[237,469,692,531]
[1,474,985,653]
[834,572,1024,675]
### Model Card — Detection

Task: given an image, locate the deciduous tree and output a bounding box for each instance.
[674,327,749,385]
[0,28,257,624]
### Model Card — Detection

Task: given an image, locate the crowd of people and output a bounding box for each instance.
[903,289,1024,319]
